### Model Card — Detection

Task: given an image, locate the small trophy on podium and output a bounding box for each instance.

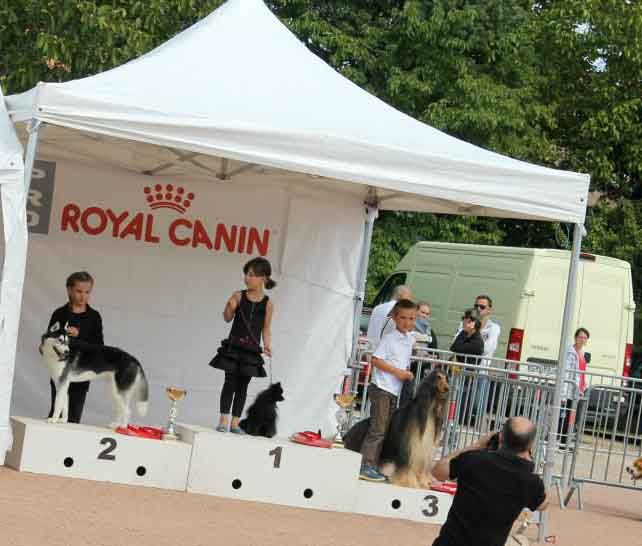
[164,387,187,441]
[333,393,356,446]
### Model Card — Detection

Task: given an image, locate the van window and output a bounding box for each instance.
[372,273,407,306]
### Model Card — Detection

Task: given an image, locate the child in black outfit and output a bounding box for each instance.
[211,258,275,434]
[45,271,104,423]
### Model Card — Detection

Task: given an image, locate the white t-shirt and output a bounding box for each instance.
[372,329,414,396]
[367,300,397,346]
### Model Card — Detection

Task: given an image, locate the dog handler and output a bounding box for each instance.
[45,271,104,424]
[210,257,275,434]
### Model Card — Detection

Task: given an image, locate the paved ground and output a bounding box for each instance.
[1,466,640,546]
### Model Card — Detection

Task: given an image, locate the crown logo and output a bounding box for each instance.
[144,184,195,214]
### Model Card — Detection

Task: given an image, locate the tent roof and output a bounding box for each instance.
[5,0,588,223]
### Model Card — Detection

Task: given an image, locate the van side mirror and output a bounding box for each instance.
[584,352,592,364]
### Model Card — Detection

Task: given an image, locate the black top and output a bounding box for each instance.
[228,291,268,352]
[450,330,484,364]
[433,450,546,546]
[48,304,104,346]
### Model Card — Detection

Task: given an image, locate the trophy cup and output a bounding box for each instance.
[164,387,187,441]
[333,393,356,446]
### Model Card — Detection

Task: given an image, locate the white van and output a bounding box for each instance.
[366,242,635,377]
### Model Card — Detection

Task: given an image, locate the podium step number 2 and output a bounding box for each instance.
[6,417,192,491]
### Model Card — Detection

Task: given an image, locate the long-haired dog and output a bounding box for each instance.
[40,323,149,427]
[344,370,450,488]
[240,382,284,438]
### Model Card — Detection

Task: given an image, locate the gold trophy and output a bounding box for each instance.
[333,393,356,446]
[164,387,187,440]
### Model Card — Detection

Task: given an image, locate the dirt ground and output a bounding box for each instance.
[1,466,640,546]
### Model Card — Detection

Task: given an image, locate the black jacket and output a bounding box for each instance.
[450,330,484,364]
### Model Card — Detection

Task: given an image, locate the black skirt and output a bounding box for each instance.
[209,339,267,378]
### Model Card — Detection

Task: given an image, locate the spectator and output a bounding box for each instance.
[366,285,412,347]
[450,310,484,365]
[454,295,501,420]
[432,417,548,546]
[559,327,589,447]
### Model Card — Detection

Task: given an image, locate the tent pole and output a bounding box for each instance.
[350,190,379,363]
[538,222,583,543]
[24,120,42,192]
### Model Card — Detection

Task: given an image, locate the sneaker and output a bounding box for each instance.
[359,465,387,482]
[215,425,228,433]
[230,427,246,435]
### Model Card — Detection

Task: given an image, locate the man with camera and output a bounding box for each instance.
[431,417,548,546]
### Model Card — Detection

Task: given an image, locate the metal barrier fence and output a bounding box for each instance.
[563,377,642,509]
[343,338,642,541]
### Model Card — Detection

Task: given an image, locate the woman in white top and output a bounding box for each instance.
[559,328,590,447]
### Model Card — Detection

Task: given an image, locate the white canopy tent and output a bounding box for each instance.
[0,86,27,463]
[3,0,587,531]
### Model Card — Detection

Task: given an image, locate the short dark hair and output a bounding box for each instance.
[392,299,418,315]
[66,271,94,289]
[575,327,590,339]
[502,418,537,453]
[243,257,276,289]
[462,309,481,331]
[476,294,493,308]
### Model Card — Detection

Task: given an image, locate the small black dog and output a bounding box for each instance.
[239,382,285,438]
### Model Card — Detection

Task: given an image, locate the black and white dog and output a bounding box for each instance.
[40,323,149,427]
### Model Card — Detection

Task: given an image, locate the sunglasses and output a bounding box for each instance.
[474,303,488,310]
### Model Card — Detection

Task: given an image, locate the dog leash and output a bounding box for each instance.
[266,355,274,384]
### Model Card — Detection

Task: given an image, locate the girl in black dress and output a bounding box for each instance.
[212,257,275,433]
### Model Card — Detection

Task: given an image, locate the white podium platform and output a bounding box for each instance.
[178,424,362,512]
[5,417,454,525]
[6,417,192,491]
[355,481,452,524]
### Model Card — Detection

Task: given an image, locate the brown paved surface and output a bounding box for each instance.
[1,466,640,546]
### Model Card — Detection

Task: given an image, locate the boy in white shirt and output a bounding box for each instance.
[360,299,417,482]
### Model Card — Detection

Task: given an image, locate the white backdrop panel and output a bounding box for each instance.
[9,157,363,435]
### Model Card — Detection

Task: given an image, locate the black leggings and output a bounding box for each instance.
[48,380,90,423]
[219,372,252,417]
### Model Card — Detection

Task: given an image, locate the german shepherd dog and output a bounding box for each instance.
[344,370,450,488]
[40,323,149,427]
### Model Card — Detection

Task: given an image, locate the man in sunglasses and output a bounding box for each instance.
[473,295,501,364]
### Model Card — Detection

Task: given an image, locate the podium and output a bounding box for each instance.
[6,417,192,491]
[355,481,451,524]
[5,417,455,524]
[178,424,362,512]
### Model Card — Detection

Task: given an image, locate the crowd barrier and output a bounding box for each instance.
[347,338,642,540]
[562,374,642,508]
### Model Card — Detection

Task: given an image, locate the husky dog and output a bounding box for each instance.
[40,323,149,427]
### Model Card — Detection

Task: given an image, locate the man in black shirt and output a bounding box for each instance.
[432,417,548,546]
[46,271,104,423]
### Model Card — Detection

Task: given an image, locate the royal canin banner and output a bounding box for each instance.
[33,159,281,259]
[13,156,364,436]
